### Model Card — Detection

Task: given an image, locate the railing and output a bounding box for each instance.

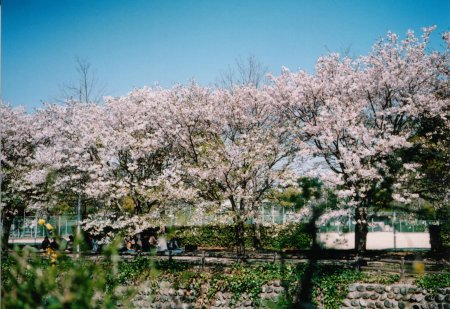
[361,258,450,277]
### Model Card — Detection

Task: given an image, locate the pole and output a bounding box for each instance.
[348,214,351,233]
[393,210,397,249]
[77,191,81,254]
[34,213,38,244]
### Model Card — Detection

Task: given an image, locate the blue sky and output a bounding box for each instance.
[2,0,449,111]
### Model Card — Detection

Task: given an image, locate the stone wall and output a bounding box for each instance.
[130,279,286,309]
[129,281,450,308]
[342,284,450,309]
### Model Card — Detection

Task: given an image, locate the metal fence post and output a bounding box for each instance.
[400,257,404,279]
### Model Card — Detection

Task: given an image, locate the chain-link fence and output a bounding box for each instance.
[9,216,78,239]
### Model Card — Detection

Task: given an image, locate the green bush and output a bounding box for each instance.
[172,224,311,250]
[311,266,400,309]
[1,242,133,309]
[416,273,450,295]
[208,263,306,305]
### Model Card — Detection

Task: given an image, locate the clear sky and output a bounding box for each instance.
[2,0,449,111]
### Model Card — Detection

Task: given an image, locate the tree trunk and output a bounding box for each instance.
[235,220,246,260]
[309,207,322,254]
[354,206,368,256]
[251,222,262,250]
[428,224,443,254]
[1,212,14,252]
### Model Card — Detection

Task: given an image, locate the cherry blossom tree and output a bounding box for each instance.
[156,83,297,257]
[0,104,43,249]
[33,89,185,241]
[270,27,449,254]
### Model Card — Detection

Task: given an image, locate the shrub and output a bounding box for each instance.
[172,224,311,250]
[311,266,400,309]
[1,242,133,308]
[416,273,450,295]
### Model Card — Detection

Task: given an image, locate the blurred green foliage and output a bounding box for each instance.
[172,223,312,250]
[1,240,134,309]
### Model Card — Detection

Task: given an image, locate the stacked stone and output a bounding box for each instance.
[130,281,197,309]
[342,284,450,309]
[209,280,285,309]
[130,279,286,309]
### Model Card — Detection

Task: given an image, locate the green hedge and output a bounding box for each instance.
[171,223,312,250]
[311,266,400,309]
[416,273,450,295]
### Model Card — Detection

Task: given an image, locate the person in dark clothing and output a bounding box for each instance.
[66,235,74,252]
[50,238,58,250]
[41,236,50,250]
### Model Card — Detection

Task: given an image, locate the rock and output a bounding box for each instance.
[412,305,421,309]
[398,302,406,309]
[266,286,273,293]
[358,285,365,292]
[385,286,392,293]
[368,302,376,308]
[348,291,359,299]
[360,299,368,307]
[380,294,387,301]
[342,299,352,307]
[375,301,383,308]
[351,300,359,306]
[395,293,403,301]
[349,285,357,292]
[400,287,407,295]
[272,280,281,287]
[375,286,385,294]
[384,300,392,308]
[370,294,379,300]
[160,281,171,289]
[362,293,371,299]
[412,294,425,302]
[387,293,395,299]
[436,294,445,302]
[429,303,437,309]
[366,285,375,291]
[393,287,401,294]
[409,287,416,294]
[274,287,284,293]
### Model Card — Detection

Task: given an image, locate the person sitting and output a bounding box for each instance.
[91,238,99,254]
[125,239,135,253]
[131,237,141,252]
[168,238,180,250]
[50,238,58,250]
[41,236,50,250]
[66,235,74,252]
[167,238,184,255]
[157,234,167,253]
